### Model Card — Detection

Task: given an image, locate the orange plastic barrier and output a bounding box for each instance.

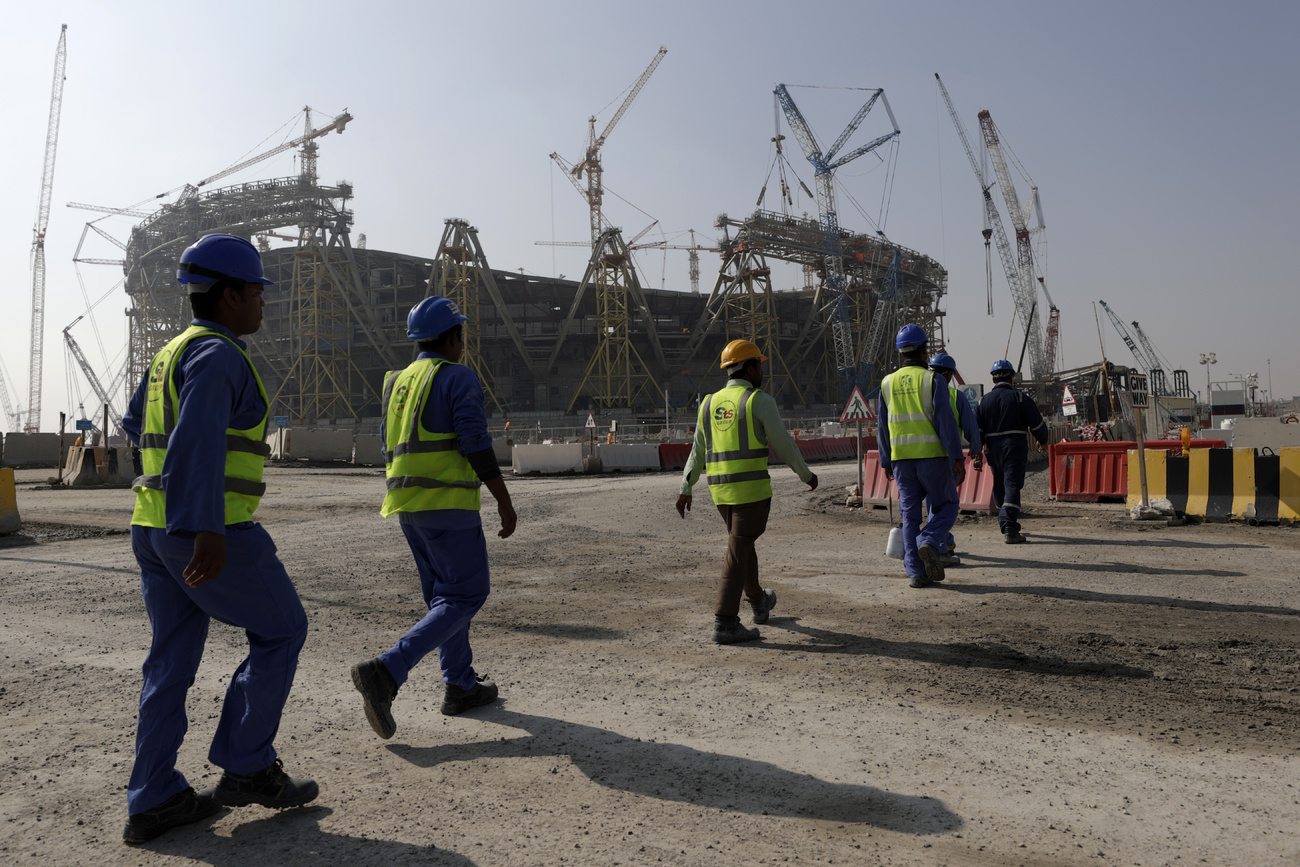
[860,450,991,513]
[658,443,693,471]
[1048,439,1227,502]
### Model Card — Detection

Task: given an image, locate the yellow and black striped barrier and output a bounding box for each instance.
[1127,447,1300,523]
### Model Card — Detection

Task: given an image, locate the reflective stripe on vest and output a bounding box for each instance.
[700,384,772,505]
[131,325,271,528]
[882,366,947,460]
[380,358,482,517]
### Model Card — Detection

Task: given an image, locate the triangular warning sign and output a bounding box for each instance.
[584,412,597,430]
[840,386,875,422]
[1061,384,1077,406]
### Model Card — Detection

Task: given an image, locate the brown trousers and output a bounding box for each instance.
[714,498,772,617]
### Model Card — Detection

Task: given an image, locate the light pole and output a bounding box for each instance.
[1198,352,1216,422]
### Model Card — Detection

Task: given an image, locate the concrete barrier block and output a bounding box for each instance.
[492,439,513,465]
[292,429,353,461]
[597,443,661,471]
[353,434,384,466]
[0,467,20,534]
[267,428,292,460]
[1229,417,1300,451]
[2,433,65,468]
[512,443,584,474]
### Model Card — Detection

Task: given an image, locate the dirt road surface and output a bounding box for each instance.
[2,461,1297,866]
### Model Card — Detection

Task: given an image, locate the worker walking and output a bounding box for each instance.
[878,326,966,588]
[676,339,817,644]
[927,353,983,565]
[122,234,316,845]
[351,296,517,740]
[976,360,1049,543]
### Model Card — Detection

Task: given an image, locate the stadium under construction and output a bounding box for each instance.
[113,180,948,429]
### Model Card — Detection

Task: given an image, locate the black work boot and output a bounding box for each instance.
[712,615,760,644]
[441,674,499,716]
[1004,523,1025,544]
[214,759,318,809]
[351,657,399,739]
[123,786,222,844]
[917,543,946,584]
[749,588,777,625]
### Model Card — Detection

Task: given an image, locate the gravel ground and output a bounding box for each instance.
[1,461,1297,866]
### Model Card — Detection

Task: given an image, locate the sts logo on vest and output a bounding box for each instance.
[713,399,738,433]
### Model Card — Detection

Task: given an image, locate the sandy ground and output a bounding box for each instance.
[1,459,1298,866]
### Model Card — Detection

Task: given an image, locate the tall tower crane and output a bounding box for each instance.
[25,24,67,433]
[977,109,1058,377]
[773,83,900,400]
[550,47,667,247]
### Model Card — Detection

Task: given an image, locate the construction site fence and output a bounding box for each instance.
[1127,446,1300,524]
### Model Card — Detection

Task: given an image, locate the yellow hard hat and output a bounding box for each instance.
[720,339,767,369]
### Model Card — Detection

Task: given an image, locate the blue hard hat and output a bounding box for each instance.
[929,352,957,372]
[177,234,272,287]
[895,324,928,351]
[991,359,1015,375]
[407,295,469,340]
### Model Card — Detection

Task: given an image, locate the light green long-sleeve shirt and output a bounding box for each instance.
[679,379,815,497]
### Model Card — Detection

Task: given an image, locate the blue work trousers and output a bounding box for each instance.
[894,458,960,579]
[378,520,490,691]
[128,524,307,815]
[986,435,1029,533]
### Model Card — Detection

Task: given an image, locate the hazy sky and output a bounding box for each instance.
[2,0,1296,429]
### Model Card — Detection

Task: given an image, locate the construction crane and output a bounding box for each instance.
[1099,300,1158,374]
[550,46,666,247]
[1130,320,1174,396]
[25,24,67,433]
[773,83,900,400]
[977,109,1058,378]
[63,318,124,436]
[0,368,20,432]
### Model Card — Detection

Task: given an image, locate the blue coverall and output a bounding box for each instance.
[377,352,494,691]
[123,319,308,816]
[976,382,1049,534]
[877,368,966,581]
[927,386,982,555]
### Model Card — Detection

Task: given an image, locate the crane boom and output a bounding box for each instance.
[192,109,352,192]
[774,83,899,400]
[0,368,19,432]
[1098,300,1157,372]
[63,326,124,435]
[26,24,67,433]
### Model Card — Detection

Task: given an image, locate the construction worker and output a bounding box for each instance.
[976,360,1049,543]
[927,352,984,566]
[121,234,316,845]
[877,325,966,588]
[351,296,517,740]
[676,339,818,644]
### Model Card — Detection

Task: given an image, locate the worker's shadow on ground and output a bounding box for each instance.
[145,806,479,866]
[764,617,1151,678]
[935,575,1300,618]
[958,551,1247,579]
[388,708,960,835]
[1025,533,1267,551]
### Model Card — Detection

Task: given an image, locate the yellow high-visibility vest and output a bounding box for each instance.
[131,326,270,528]
[881,366,947,460]
[699,383,771,505]
[380,357,482,516]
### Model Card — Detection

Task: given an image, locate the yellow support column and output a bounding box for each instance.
[1184,448,1210,519]
[1231,448,1256,521]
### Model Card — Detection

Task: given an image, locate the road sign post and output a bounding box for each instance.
[1129,373,1150,512]
[585,411,597,458]
[840,386,874,503]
